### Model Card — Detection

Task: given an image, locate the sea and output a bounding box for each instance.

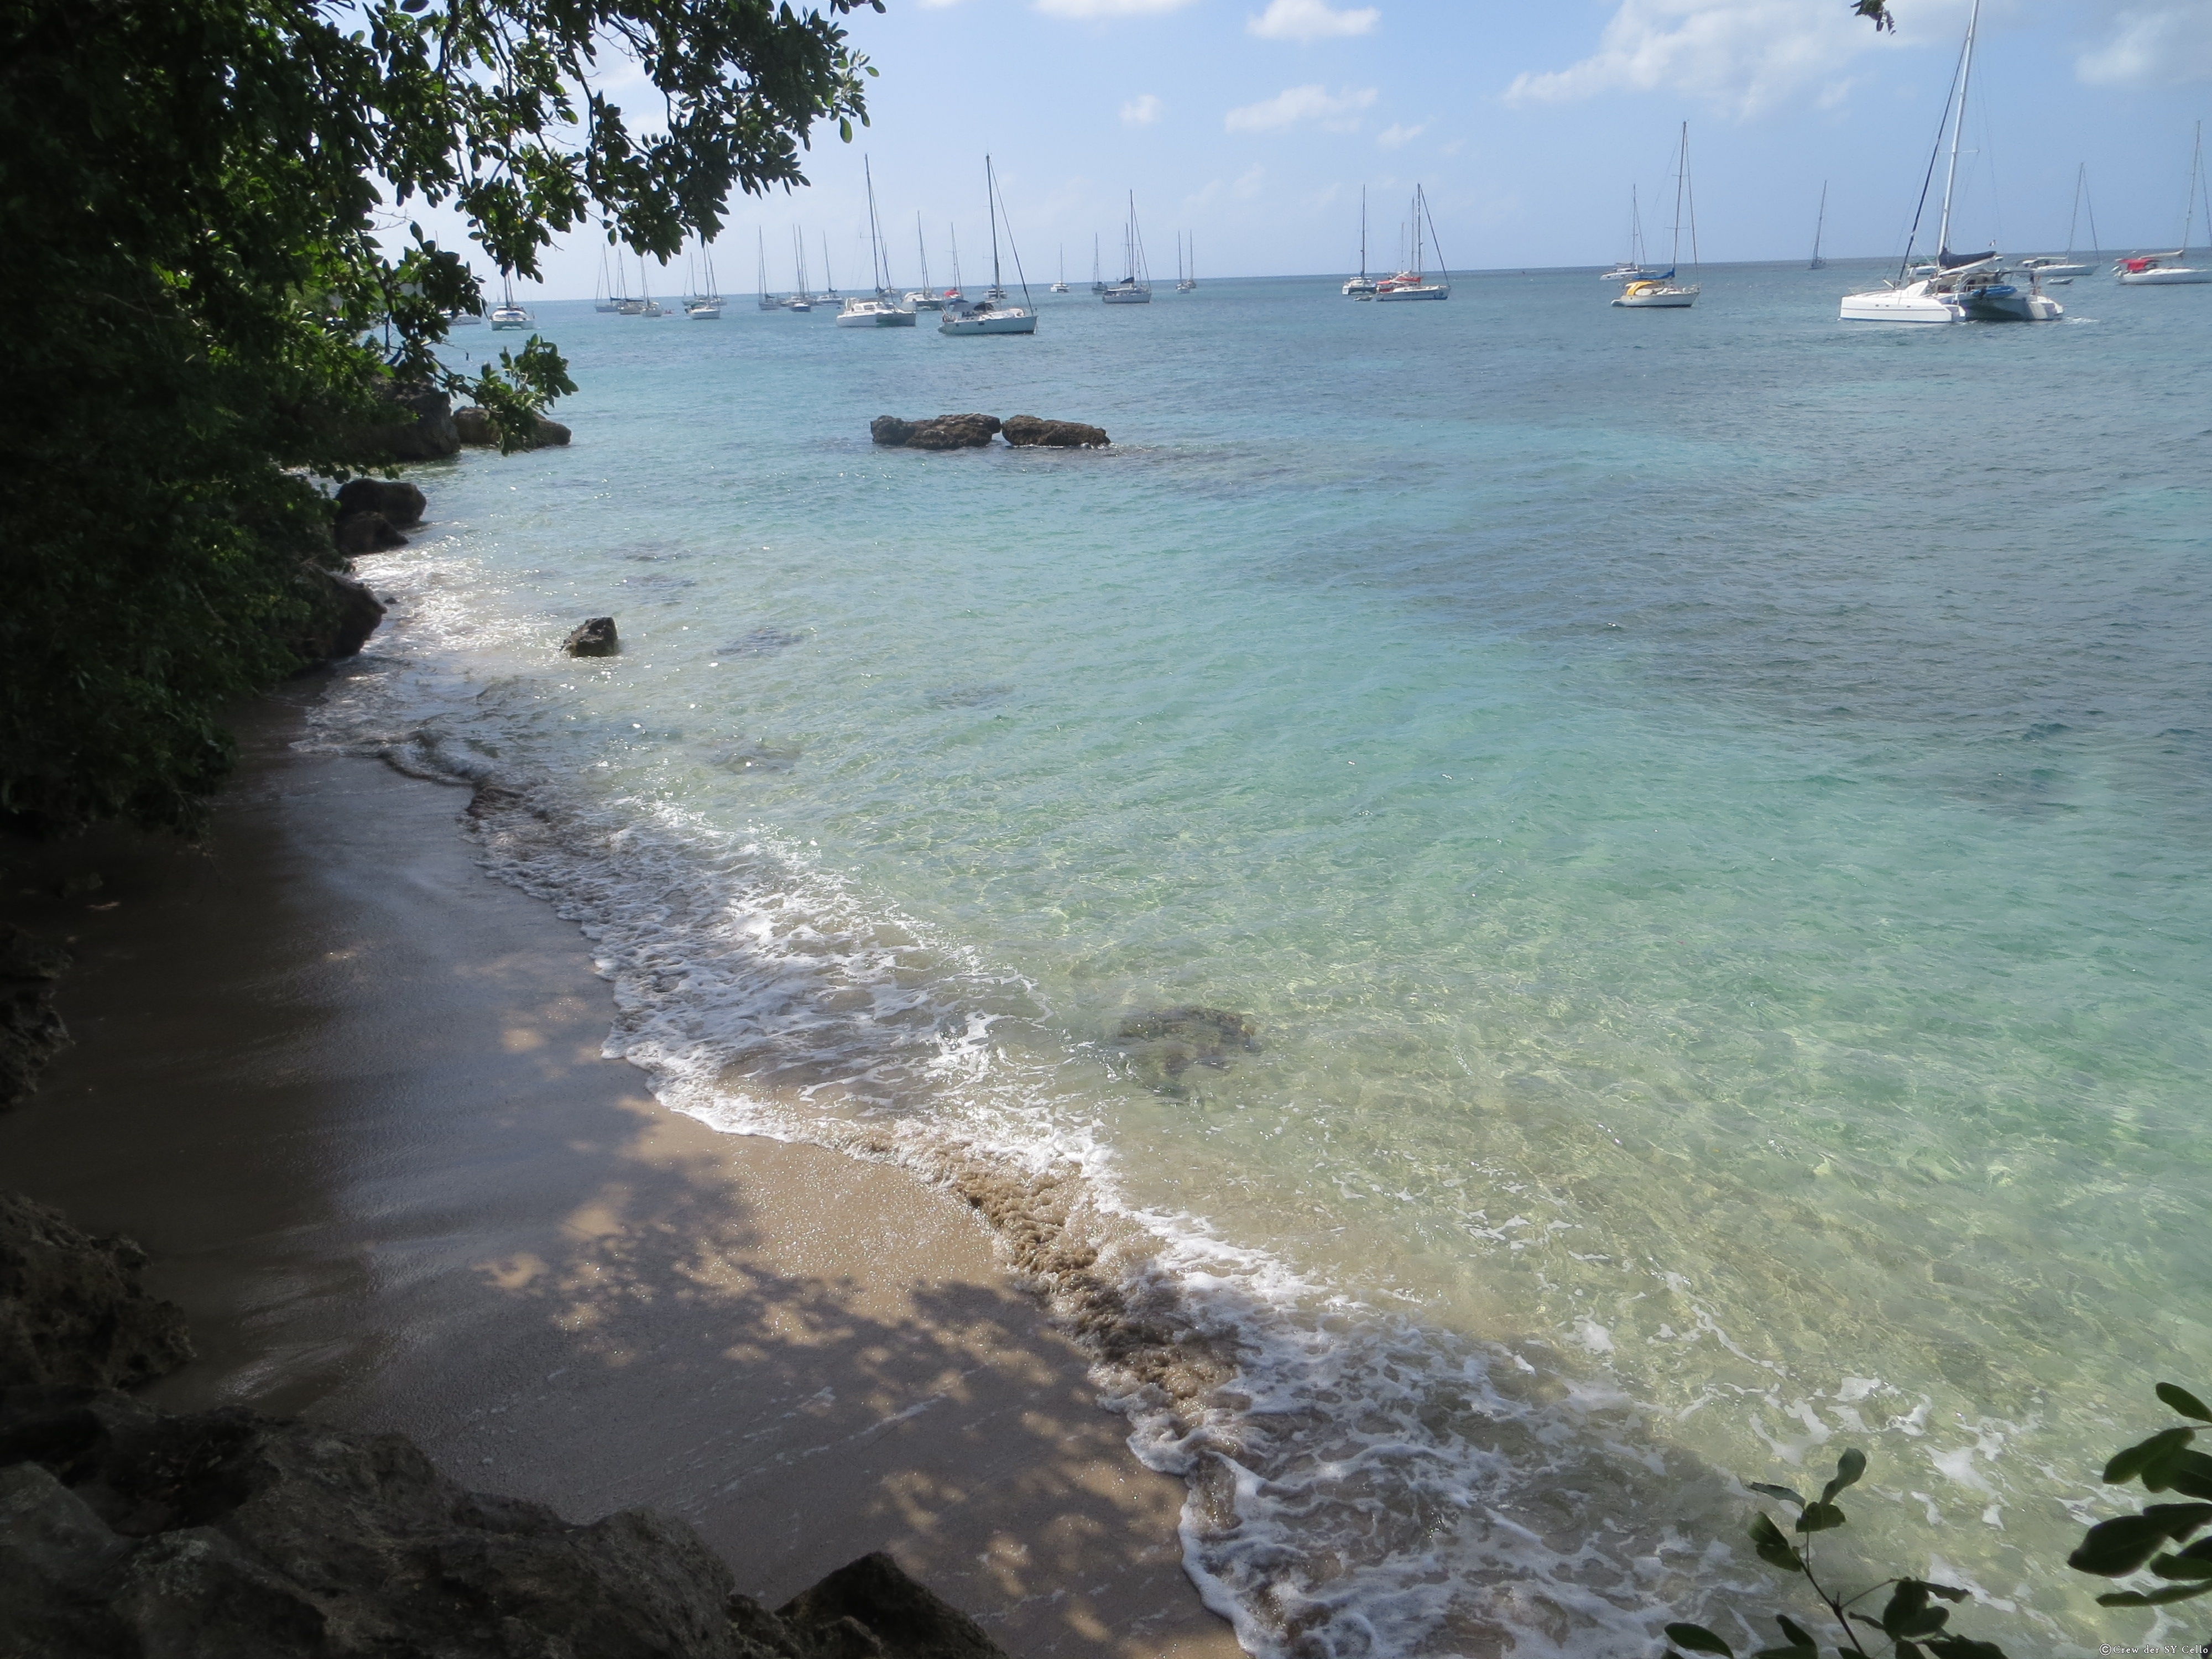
[317,261,2212,1658]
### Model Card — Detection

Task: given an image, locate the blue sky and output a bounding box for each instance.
[463,0,2212,295]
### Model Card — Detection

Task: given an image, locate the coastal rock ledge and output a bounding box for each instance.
[0,1384,1014,1659]
[870,414,1109,450]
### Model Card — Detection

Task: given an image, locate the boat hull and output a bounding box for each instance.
[938,309,1037,336]
[1342,278,1378,295]
[2117,266,2212,284]
[686,305,722,320]
[1612,285,1697,308]
[1375,284,1449,301]
[1101,288,1151,304]
[834,305,917,327]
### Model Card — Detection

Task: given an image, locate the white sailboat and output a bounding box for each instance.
[1091,235,1106,295]
[1177,233,1197,293]
[685,236,722,319]
[1344,187,1379,295]
[2116,124,2212,285]
[940,157,1037,336]
[1840,0,2061,322]
[2021,165,2096,278]
[1375,185,1450,301]
[1614,128,1699,308]
[593,249,622,312]
[1051,246,1069,294]
[904,216,945,310]
[1101,195,1152,303]
[786,229,813,311]
[946,224,964,305]
[837,159,917,327]
[757,229,780,311]
[1808,182,1828,271]
[1600,187,1662,281]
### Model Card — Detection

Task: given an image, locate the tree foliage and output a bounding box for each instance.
[0,0,877,832]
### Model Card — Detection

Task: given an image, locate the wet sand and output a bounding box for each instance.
[0,686,1240,1659]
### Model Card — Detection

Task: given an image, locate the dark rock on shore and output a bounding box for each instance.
[380,383,461,461]
[1001,416,1109,449]
[456,406,574,449]
[870,414,1003,450]
[335,478,427,529]
[295,564,389,664]
[566,616,620,657]
[0,1194,192,1388]
[1115,1006,1262,1092]
[1,929,72,1109]
[334,510,408,556]
[0,1385,1012,1659]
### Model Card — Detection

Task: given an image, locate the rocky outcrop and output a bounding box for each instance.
[456,408,574,450]
[1000,416,1109,450]
[0,1195,192,1389]
[0,1386,1011,1659]
[334,512,408,556]
[1,930,71,1109]
[870,415,1003,451]
[334,478,427,529]
[380,384,461,462]
[565,617,619,658]
[296,564,389,664]
[1114,1006,1261,1092]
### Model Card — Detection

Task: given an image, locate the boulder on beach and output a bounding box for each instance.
[335,477,427,529]
[870,414,1003,450]
[0,1193,194,1389]
[334,510,408,556]
[1115,1005,1262,1093]
[456,407,573,449]
[295,564,388,664]
[565,616,619,658]
[0,1385,1014,1659]
[1,930,72,1111]
[1002,415,1110,449]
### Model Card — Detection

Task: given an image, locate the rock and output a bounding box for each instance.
[1114,1006,1261,1093]
[334,510,408,556]
[565,617,619,658]
[1001,416,1110,449]
[295,564,388,664]
[381,383,460,461]
[1,930,73,1110]
[335,478,427,529]
[456,408,573,450]
[869,414,1001,451]
[0,1386,1013,1659]
[0,1196,193,1389]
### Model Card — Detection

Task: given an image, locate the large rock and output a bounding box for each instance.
[0,1386,1013,1659]
[1,930,71,1110]
[0,1196,192,1389]
[295,564,388,664]
[870,414,1001,451]
[334,478,427,529]
[1001,416,1109,449]
[334,512,408,556]
[380,384,460,461]
[455,407,573,450]
[565,617,619,658]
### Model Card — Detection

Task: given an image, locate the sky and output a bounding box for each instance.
[434,0,2212,295]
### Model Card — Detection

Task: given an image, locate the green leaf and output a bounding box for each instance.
[2158,1384,2212,1422]
[1795,1501,1846,1533]
[1820,1448,1867,1503]
[2147,1448,2212,1499]
[2067,1505,2212,1577]
[2097,1582,2212,1607]
[2105,1428,2194,1485]
[1665,1623,1734,1657]
[1749,1511,1805,1573]
[1747,1483,1806,1508]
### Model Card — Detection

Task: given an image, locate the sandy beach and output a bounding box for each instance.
[0,681,1240,1659]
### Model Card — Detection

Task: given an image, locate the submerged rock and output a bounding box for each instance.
[565,617,619,658]
[870,414,1002,451]
[1114,1006,1261,1092]
[0,1386,1011,1659]
[1001,416,1109,449]
[457,407,573,449]
[0,1194,192,1388]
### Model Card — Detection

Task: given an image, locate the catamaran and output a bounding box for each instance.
[1840,0,2061,321]
[1345,187,1379,295]
[1375,186,1450,301]
[837,159,917,327]
[489,274,533,330]
[940,157,1037,336]
[2116,124,2212,285]
[1614,128,1700,308]
[1101,195,1152,304]
[1601,187,1663,281]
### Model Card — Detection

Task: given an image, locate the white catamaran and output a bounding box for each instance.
[940,157,1037,336]
[1614,128,1700,308]
[1101,194,1152,304]
[837,159,917,327]
[2116,123,2212,285]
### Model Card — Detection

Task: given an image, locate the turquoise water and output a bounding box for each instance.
[327,264,2212,1657]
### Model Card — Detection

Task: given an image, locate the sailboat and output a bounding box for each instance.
[489,274,533,330]
[820,232,839,301]
[2022,165,2097,279]
[757,230,781,311]
[1840,0,2061,321]
[2116,124,2212,284]
[1614,129,1699,307]
[593,249,622,312]
[1344,187,1379,295]
[1600,187,1662,281]
[1051,246,1070,294]
[1808,182,1828,270]
[940,157,1038,336]
[837,159,917,327]
[1091,235,1107,295]
[1375,186,1450,301]
[1177,233,1197,293]
[905,218,944,309]
[1101,194,1152,303]
[946,225,963,305]
[786,229,813,311]
[685,236,723,319]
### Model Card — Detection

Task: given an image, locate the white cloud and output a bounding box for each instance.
[1375,121,1426,148]
[1248,0,1380,41]
[2078,3,2212,86]
[1224,84,1379,133]
[1503,0,1936,119]
[1121,92,1164,125]
[1035,0,1199,16]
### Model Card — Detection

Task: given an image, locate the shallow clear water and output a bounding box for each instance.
[326,264,2212,1657]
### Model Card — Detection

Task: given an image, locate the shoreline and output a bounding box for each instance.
[0,682,1241,1659]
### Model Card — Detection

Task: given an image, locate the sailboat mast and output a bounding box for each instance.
[988,156,1003,291]
[1360,186,1368,279]
[2183,121,2204,259]
[1937,0,1981,261]
[917,214,931,291]
[1670,123,1688,269]
[1811,181,1827,268]
[863,156,886,294]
